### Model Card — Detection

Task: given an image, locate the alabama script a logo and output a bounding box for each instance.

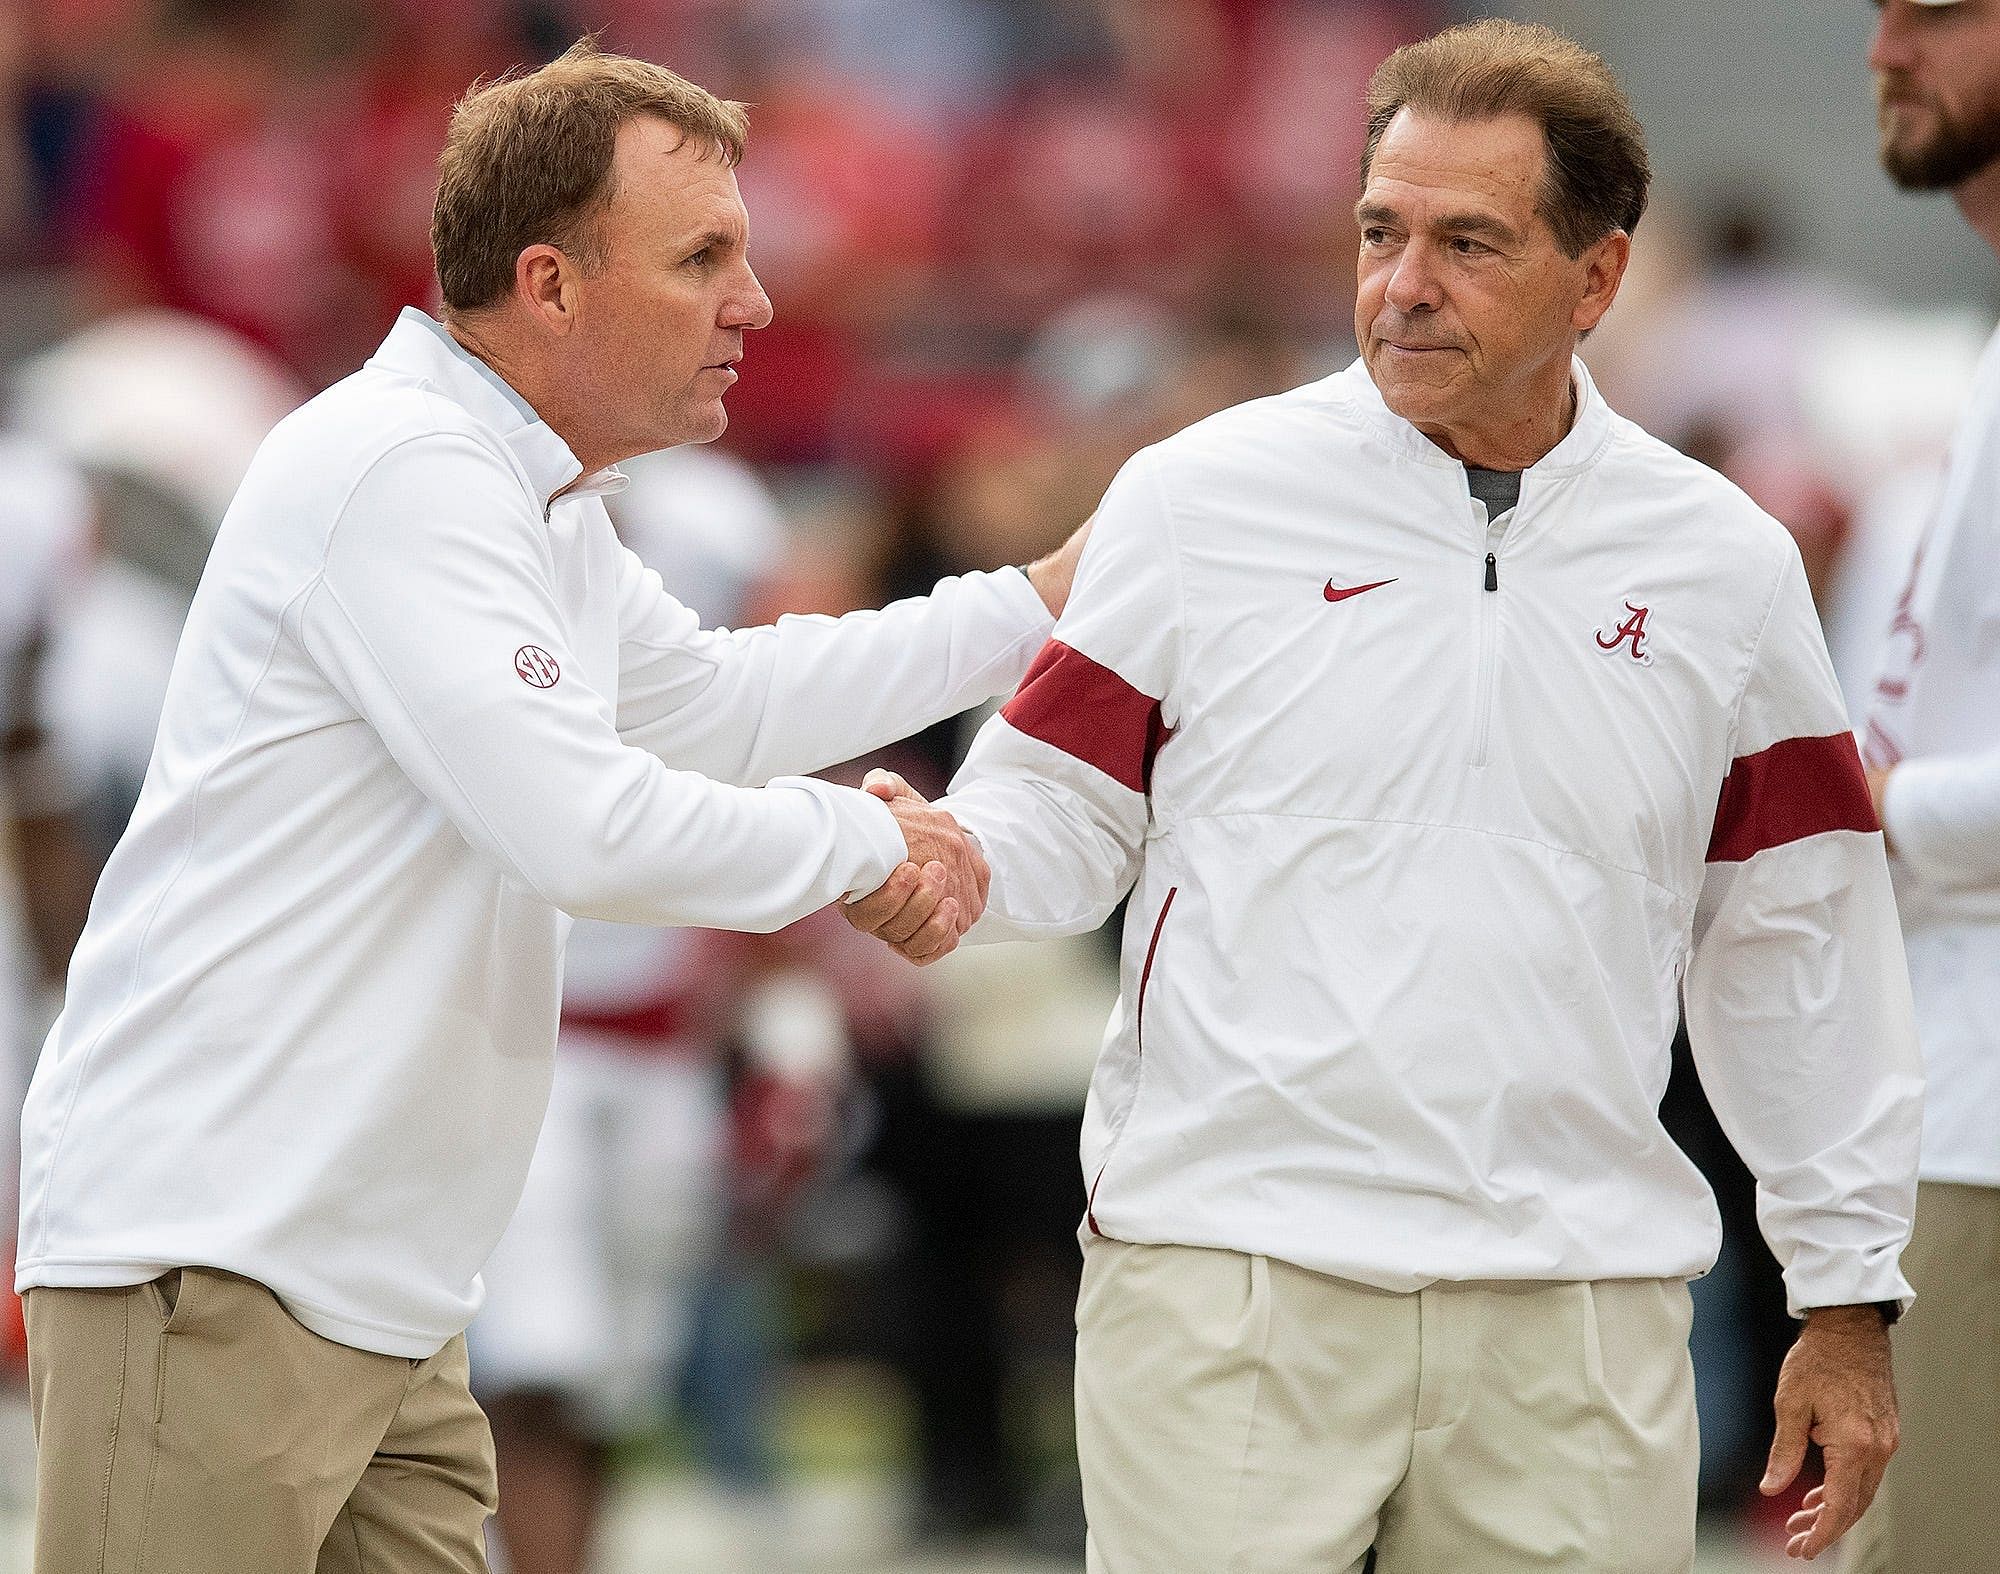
[1594,601,1654,666]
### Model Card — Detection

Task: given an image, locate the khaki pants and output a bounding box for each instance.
[1844,1180,2000,1574]
[1076,1239,1698,1573]
[26,1267,497,1574]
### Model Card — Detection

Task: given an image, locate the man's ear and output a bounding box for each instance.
[514,244,580,336]
[1573,229,1632,335]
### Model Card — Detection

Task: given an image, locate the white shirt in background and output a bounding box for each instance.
[1864,324,2000,1190]
[0,438,92,1026]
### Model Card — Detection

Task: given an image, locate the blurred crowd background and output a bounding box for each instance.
[0,1,1988,1570]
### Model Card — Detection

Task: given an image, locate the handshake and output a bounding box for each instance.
[843,769,987,965]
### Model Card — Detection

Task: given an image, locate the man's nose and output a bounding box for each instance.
[1869,2,1916,74]
[725,261,775,331]
[1383,243,1443,314]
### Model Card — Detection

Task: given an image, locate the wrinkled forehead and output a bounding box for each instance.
[1362,108,1550,224]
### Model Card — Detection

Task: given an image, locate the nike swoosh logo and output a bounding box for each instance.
[1323,577,1398,603]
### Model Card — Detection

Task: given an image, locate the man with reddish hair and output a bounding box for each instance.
[18,40,1078,1573]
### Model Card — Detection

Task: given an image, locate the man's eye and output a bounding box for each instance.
[1450,237,1490,255]
[1362,227,1389,245]
[686,247,711,267]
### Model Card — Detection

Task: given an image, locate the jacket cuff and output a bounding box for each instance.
[992,563,1058,639]
[801,780,907,904]
[1784,1251,1915,1321]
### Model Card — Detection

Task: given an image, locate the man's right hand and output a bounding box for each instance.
[843,770,988,965]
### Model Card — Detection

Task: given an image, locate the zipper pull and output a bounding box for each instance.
[1485,552,1498,592]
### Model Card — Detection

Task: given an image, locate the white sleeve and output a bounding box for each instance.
[610,547,1053,787]
[299,434,907,932]
[1683,548,1924,1316]
[1882,745,2000,893]
[941,449,1183,941]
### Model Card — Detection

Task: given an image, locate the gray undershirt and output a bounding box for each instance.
[1466,465,1522,520]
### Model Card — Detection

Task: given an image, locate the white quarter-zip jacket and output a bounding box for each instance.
[945,359,1922,1315]
[1863,324,2000,1189]
[16,309,1053,1355]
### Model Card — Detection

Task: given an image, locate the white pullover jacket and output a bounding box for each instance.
[945,360,1922,1315]
[17,310,1053,1355]
[1863,324,2000,1188]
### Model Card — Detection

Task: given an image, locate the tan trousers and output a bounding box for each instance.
[1844,1180,2000,1574]
[1076,1239,1699,1574]
[26,1267,498,1574]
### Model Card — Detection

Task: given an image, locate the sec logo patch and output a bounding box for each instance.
[514,645,560,688]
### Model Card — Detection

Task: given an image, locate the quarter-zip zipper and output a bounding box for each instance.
[1471,520,1506,768]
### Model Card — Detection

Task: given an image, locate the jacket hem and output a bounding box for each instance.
[16,1254,456,1359]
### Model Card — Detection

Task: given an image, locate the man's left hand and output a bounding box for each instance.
[1761,1303,1899,1560]
[1023,515,1095,616]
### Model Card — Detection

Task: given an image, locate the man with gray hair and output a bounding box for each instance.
[16,40,1076,1573]
[1843,4,2000,1571]
[850,19,1920,1569]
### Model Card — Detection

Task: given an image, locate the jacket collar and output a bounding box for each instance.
[1340,353,1615,478]
[367,308,629,514]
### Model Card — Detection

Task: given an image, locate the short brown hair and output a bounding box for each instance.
[431,37,750,313]
[1361,19,1649,258]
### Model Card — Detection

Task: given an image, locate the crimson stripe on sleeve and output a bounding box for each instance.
[561,995,690,1044]
[1706,732,1879,864]
[1000,639,1167,793]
